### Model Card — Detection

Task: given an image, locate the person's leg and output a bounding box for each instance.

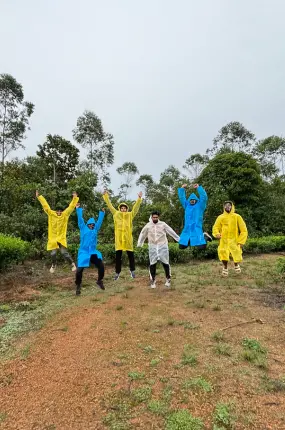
[50,249,57,272]
[59,244,76,271]
[149,263,157,288]
[115,250,122,279]
[218,244,230,277]
[91,254,105,290]
[127,251,135,278]
[231,244,243,273]
[75,267,84,295]
[162,262,171,287]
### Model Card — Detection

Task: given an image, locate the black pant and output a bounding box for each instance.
[149,262,170,281]
[179,239,206,250]
[75,254,104,286]
[115,250,135,274]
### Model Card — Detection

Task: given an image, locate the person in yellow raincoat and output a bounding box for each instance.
[103,190,143,280]
[212,201,248,277]
[36,190,79,273]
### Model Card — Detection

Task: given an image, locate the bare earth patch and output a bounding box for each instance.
[0,256,285,429]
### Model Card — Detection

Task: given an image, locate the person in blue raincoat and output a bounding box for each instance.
[178,183,211,249]
[75,203,105,295]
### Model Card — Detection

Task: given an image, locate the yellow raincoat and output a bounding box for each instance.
[212,203,248,262]
[38,195,79,251]
[103,194,142,251]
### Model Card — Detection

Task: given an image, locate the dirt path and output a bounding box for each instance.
[1,257,285,429]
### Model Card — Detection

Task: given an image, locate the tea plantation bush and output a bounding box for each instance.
[0,234,31,270]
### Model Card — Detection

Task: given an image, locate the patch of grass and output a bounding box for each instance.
[212,304,222,311]
[0,412,7,423]
[103,412,130,430]
[148,399,168,415]
[184,322,200,330]
[58,326,68,332]
[213,402,236,429]
[20,344,31,360]
[165,410,204,430]
[181,344,198,366]
[150,358,160,367]
[167,318,175,326]
[261,375,285,392]
[116,305,123,311]
[211,331,225,342]
[242,338,267,353]
[152,329,160,333]
[128,371,145,381]
[182,377,213,393]
[162,384,173,403]
[143,345,154,354]
[214,343,232,357]
[193,302,205,309]
[0,304,11,313]
[241,338,268,368]
[131,386,152,403]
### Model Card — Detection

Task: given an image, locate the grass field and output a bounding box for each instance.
[0,255,285,429]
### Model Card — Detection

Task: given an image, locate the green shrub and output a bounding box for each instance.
[166,410,204,430]
[0,234,31,270]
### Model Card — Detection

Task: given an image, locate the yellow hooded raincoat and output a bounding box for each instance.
[103,194,142,251]
[38,195,79,251]
[212,203,248,263]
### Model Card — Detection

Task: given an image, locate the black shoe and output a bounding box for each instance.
[97,280,105,290]
[76,284,81,295]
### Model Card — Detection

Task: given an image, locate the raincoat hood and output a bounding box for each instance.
[223,201,235,214]
[118,202,129,211]
[188,193,199,202]
[87,217,96,225]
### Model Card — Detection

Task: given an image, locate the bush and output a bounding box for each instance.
[0,234,31,270]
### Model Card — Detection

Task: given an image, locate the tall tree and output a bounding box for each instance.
[208,121,256,156]
[117,162,139,200]
[136,174,154,202]
[254,135,285,176]
[72,110,114,184]
[183,153,209,180]
[0,74,34,172]
[37,134,80,184]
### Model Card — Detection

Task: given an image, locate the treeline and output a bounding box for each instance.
[1,73,285,253]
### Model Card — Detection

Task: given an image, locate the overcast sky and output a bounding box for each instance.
[1,0,285,192]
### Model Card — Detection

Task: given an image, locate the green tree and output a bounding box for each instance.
[208,121,256,156]
[183,153,209,180]
[254,135,285,176]
[136,174,154,202]
[0,74,34,173]
[37,134,80,184]
[72,110,114,184]
[117,162,139,200]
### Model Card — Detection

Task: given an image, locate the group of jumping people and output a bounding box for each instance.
[36,183,248,295]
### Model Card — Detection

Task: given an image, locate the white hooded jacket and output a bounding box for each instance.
[137,218,180,265]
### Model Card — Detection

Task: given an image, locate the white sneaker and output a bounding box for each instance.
[71,263,77,272]
[165,278,171,288]
[50,265,56,274]
[150,280,156,289]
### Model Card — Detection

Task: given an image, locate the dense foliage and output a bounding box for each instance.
[0,234,31,270]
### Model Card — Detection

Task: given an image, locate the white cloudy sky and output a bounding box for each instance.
[1,0,285,191]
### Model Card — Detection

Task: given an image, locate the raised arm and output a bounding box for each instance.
[102,192,116,215]
[37,192,52,216]
[76,205,85,231]
[178,185,187,209]
[196,184,208,211]
[237,215,248,245]
[64,192,79,217]
[212,215,222,239]
[96,209,105,232]
[164,223,180,242]
[137,225,149,247]
[131,192,143,219]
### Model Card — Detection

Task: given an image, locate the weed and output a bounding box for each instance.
[212,304,222,311]
[213,402,236,429]
[184,322,200,330]
[152,329,160,333]
[58,326,68,332]
[214,343,232,357]
[211,331,225,342]
[242,338,267,354]
[116,305,123,311]
[166,410,204,430]
[0,412,7,422]
[162,384,173,403]
[150,358,160,367]
[148,399,168,415]
[103,412,130,430]
[181,344,198,366]
[167,319,175,326]
[241,338,268,368]
[193,302,205,309]
[0,304,11,313]
[261,375,285,392]
[128,371,145,381]
[20,344,31,360]
[182,377,213,393]
[131,386,152,403]
[143,345,154,353]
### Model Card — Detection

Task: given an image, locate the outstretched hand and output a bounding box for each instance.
[193,183,199,189]
[138,191,143,198]
[181,184,187,189]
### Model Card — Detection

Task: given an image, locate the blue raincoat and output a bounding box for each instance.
[76,207,105,268]
[178,185,208,247]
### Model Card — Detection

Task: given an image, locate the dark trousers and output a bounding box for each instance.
[115,250,135,274]
[179,239,206,250]
[51,243,73,265]
[75,254,104,286]
[149,262,170,281]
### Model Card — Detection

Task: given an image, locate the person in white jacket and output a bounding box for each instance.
[137,211,180,288]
